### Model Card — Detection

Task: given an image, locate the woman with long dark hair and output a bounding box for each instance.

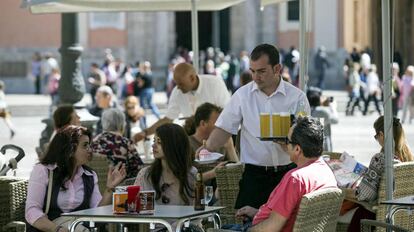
[26,126,126,232]
[134,123,195,205]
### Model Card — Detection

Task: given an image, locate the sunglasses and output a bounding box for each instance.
[374,132,381,140]
[161,183,170,204]
[287,138,297,145]
[126,106,135,110]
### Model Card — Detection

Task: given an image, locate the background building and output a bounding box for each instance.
[0,0,413,93]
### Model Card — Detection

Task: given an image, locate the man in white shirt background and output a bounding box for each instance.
[133,62,231,142]
[201,44,310,210]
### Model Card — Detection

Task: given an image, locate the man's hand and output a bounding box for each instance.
[212,161,227,174]
[133,131,146,143]
[194,140,208,160]
[236,206,258,221]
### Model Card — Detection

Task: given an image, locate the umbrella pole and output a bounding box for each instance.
[381,0,394,223]
[191,0,199,73]
[298,0,308,91]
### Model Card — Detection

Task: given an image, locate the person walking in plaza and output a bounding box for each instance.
[314,46,330,89]
[0,81,16,139]
[340,116,413,231]
[31,52,42,94]
[363,64,382,116]
[136,61,161,127]
[41,53,59,94]
[391,63,402,117]
[25,126,126,232]
[47,68,61,116]
[133,62,231,143]
[200,44,310,211]
[401,65,414,124]
[231,117,337,231]
[345,63,363,116]
[87,63,106,105]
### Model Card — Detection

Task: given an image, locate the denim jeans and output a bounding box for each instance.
[139,88,161,120]
[221,220,252,232]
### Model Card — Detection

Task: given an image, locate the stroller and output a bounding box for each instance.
[0,144,25,176]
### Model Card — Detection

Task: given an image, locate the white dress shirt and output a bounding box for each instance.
[215,80,310,166]
[165,75,230,119]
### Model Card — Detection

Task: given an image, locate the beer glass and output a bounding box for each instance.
[260,113,271,137]
[272,113,282,137]
[280,112,291,137]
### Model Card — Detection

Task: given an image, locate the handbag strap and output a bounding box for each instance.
[45,169,53,215]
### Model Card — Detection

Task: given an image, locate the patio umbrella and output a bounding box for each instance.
[260,0,308,91]
[261,0,292,8]
[381,0,393,204]
[22,0,245,72]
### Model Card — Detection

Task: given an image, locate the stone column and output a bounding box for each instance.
[38,13,98,156]
[59,13,85,104]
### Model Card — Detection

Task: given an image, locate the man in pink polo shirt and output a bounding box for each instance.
[235,117,337,232]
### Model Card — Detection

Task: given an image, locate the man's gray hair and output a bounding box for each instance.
[102,108,125,132]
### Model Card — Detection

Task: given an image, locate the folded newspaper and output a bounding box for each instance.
[324,152,367,188]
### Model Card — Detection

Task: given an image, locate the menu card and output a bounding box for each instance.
[113,186,155,214]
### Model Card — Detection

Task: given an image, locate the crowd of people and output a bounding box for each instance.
[344,47,414,123]
[23,43,413,232]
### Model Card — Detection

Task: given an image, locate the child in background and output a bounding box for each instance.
[47,68,60,116]
[0,81,16,139]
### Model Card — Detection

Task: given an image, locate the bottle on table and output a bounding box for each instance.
[194,171,205,210]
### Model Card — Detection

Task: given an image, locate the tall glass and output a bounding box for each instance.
[260,113,271,137]
[280,112,291,137]
[272,113,282,137]
[204,186,214,206]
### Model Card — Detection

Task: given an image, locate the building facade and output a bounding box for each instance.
[0,0,413,93]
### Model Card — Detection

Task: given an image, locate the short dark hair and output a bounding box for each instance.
[53,105,75,129]
[184,103,222,135]
[307,90,321,107]
[250,44,280,67]
[291,116,324,158]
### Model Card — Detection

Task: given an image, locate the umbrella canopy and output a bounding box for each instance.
[23,0,244,13]
[261,0,292,8]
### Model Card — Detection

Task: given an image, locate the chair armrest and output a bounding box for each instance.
[3,221,26,232]
[360,219,410,232]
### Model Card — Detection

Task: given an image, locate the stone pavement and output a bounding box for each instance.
[0,91,413,178]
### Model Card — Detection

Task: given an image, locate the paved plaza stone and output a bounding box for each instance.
[0,91,413,178]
